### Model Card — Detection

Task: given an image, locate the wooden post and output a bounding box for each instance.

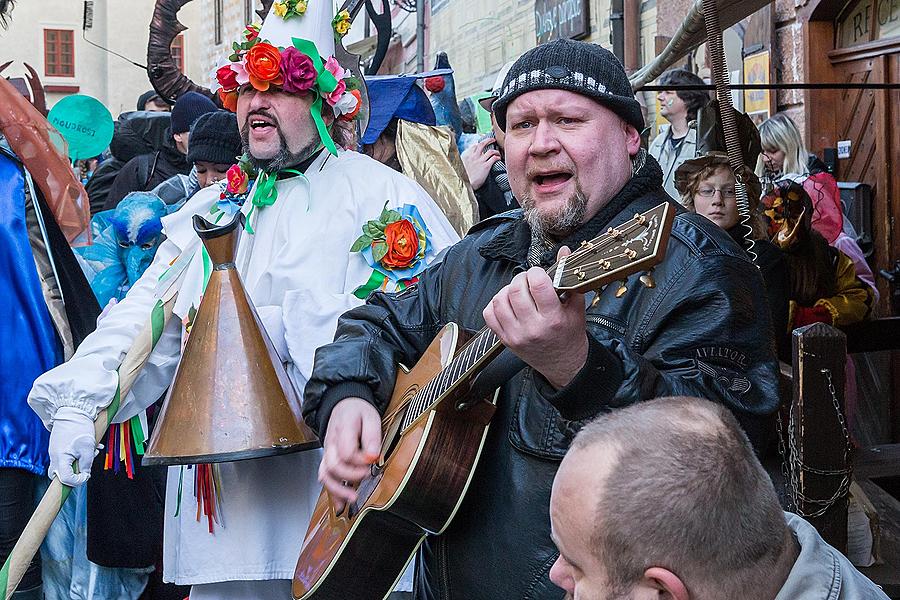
[790,323,850,552]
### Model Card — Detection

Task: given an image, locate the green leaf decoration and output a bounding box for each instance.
[350,235,373,252]
[363,221,385,238]
[378,203,401,224]
[372,239,389,262]
[232,41,241,51]
[345,77,361,91]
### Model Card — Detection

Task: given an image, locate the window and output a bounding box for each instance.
[836,0,900,47]
[214,0,223,45]
[171,34,185,73]
[44,29,75,77]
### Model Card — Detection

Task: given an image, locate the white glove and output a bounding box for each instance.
[48,406,98,487]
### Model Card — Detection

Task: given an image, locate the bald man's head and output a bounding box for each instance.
[550,397,790,600]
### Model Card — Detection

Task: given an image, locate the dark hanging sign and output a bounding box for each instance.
[534,0,590,44]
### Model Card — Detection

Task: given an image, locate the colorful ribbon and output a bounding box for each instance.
[292,37,338,157]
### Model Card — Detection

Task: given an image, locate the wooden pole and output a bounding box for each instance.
[791,322,850,552]
[0,296,176,599]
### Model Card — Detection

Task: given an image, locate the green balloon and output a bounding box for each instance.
[47,95,114,160]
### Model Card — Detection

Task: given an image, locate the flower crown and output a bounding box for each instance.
[210,18,361,155]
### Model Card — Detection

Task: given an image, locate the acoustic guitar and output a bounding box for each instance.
[293,201,676,600]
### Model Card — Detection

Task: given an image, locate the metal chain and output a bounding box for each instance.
[776,367,853,518]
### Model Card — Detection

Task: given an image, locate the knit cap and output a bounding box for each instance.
[171,91,218,134]
[186,110,242,165]
[492,39,643,132]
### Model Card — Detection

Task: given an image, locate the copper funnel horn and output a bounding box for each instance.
[143,213,319,465]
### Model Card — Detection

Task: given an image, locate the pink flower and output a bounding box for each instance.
[323,79,347,106]
[280,46,317,93]
[232,60,250,87]
[323,56,347,80]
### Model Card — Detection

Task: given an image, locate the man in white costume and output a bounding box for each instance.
[28,4,458,599]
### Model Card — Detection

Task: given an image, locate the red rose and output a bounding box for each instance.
[245,25,260,41]
[380,219,419,269]
[216,65,239,92]
[226,164,249,195]
[424,76,445,93]
[244,42,284,91]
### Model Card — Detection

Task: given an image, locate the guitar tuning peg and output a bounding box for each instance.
[615,280,628,298]
[639,270,656,289]
[590,294,602,308]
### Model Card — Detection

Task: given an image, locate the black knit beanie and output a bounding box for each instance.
[171,91,218,134]
[492,39,643,133]
[186,111,242,165]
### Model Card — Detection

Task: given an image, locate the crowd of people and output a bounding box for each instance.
[0,0,890,598]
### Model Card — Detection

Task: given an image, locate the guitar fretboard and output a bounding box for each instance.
[399,326,503,431]
[396,204,671,431]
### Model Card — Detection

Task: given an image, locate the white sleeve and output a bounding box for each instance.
[28,238,182,428]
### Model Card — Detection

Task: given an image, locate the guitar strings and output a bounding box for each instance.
[393,212,658,430]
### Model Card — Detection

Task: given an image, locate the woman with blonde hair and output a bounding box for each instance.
[757,113,879,299]
[756,113,844,244]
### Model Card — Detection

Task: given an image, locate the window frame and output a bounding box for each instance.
[44,28,76,78]
[171,33,185,73]
[214,0,224,45]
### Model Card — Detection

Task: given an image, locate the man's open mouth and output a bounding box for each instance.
[249,114,276,132]
[533,172,573,187]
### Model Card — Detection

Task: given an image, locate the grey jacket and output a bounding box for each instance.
[777,512,889,600]
[648,124,697,203]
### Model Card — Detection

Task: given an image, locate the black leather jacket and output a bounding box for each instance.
[304,161,780,600]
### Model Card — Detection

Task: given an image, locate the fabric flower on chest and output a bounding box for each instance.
[214,163,255,218]
[350,203,433,299]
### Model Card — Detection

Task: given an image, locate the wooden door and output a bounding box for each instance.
[825,47,900,441]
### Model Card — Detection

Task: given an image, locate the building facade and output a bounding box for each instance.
[0,0,205,116]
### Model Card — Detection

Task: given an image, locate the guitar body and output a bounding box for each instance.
[293,323,497,600]
[293,203,676,600]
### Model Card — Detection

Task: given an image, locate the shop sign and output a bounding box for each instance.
[838,0,900,47]
[534,0,590,44]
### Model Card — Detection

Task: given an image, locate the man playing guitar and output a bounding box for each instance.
[304,39,780,600]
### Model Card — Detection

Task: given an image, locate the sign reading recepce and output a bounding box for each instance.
[534,0,590,44]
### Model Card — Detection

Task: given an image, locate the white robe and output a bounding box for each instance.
[29,150,459,589]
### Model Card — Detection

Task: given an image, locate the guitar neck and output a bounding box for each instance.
[399,260,561,430]
[398,202,674,430]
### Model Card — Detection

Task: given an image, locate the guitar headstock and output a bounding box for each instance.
[551,202,675,293]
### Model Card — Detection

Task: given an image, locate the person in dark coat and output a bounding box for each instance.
[103,92,217,211]
[304,40,780,600]
[137,90,171,112]
[86,111,173,214]
[151,110,243,207]
[461,64,519,221]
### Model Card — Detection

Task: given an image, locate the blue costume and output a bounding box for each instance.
[76,192,169,308]
[0,147,61,476]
